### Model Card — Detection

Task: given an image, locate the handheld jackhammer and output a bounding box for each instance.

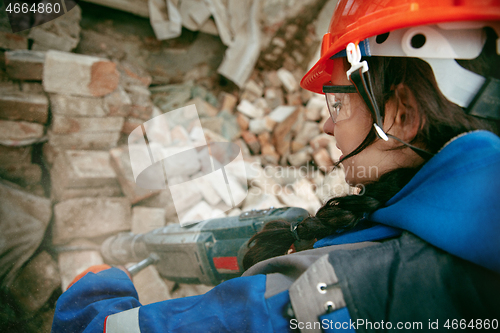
[100,207,309,285]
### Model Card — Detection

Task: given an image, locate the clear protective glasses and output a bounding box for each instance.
[323,85,357,123]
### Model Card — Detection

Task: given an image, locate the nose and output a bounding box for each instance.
[323,117,335,136]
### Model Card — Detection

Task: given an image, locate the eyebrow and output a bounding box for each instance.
[322,85,357,93]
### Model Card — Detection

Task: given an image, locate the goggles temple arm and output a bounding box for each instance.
[345,48,435,159]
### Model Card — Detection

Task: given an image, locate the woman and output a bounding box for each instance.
[52,1,500,332]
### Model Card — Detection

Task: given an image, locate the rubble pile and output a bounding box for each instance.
[0,0,348,331]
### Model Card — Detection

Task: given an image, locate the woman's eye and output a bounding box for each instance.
[333,101,342,114]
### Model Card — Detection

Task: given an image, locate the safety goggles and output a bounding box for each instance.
[323,43,435,160]
[322,85,356,123]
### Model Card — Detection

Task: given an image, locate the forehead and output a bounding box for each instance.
[330,58,351,85]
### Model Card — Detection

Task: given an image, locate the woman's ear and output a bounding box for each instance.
[384,83,421,142]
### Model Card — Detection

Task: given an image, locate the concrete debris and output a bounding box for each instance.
[0,31,28,50]
[288,148,313,167]
[110,145,161,204]
[0,120,44,142]
[58,239,104,292]
[133,265,171,305]
[264,87,285,110]
[292,178,322,214]
[190,97,219,117]
[219,92,238,113]
[233,138,251,158]
[43,50,120,97]
[217,110,241,141]
[51,115,125,134]
[286,90,303,106]
[48,131,120,150]
[263,71,282,88]
[249,117,276,135]
[129,104,154,123]
[50,150,120,201]
[4,50,45,81]
[271,106,299,156]
[168,180,203,215]
[241,80,264,102]
[316,169,350,203]
[50,94,109,117]
[28,4,81,52]
[52,185,122,202]
[253,97,271,115]
[241,186,283,211]
[310,133,336,152]
[305,94,326,121]
[236,99,264,119]
[179,200,222,224]
[8,251,60,314]
[313,147,334,171]
[202,128,228,144]
[127,85,153,106]
[53,197,131,245]
[0,92,49,124]
[236,113,250,131]
[293,121,322,148]
[241,131,260,155]
[137,189,178,223]
[117,61,153,89]
[131,206,166,234]
[122,117,144,135]
[150,84,191,112]
[105,86,133,118]
[264,166,302,186]
[191,173,222,206]
[261,143,280,165]
[277,68,299,92]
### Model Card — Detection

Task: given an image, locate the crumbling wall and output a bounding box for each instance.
[0,1,345,331]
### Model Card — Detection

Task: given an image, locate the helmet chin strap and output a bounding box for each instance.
[346,43,435,160]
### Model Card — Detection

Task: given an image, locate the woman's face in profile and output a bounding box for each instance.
[323,58,423,185]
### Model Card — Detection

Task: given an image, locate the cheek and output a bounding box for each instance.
[336,126,360,153]
[336,113,372,153]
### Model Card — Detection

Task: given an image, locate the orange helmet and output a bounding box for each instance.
[301,0,500,95]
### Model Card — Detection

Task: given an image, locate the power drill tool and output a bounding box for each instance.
[101,207,309,285]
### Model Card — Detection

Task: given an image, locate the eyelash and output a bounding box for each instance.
[333,100,342,114]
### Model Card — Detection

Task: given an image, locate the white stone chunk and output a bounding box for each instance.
[248,117,276,134]
[236,99,264,119]
[132,206,166,234]
[277,68,298,92]
[268,105,297,123]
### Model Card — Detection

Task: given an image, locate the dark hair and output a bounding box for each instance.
[242,30,500,270]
